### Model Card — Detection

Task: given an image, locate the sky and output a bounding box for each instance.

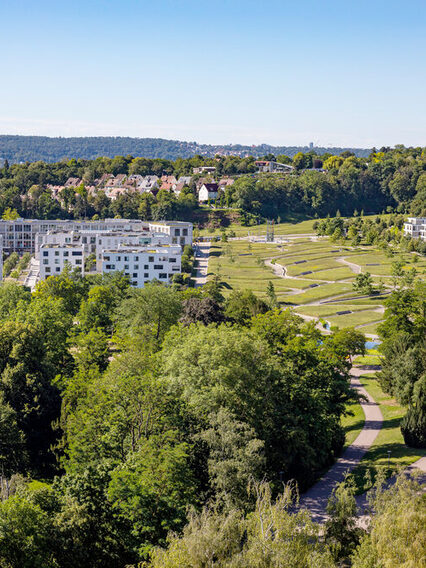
[0,0,425,148]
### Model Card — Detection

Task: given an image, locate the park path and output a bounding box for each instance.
[298,368,382,523]
[192,242,210,287]
[355,456,426,528]
[336,256,361,274]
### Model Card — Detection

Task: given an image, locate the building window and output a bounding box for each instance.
[133,273,137,278]
[144,273,149,278]
[144,264,149,269]
[45,267,51,273]
[154,264,163,270]
[43,259,48,265]
[149,256,154,262]
[134,264,139,269]
[55,251,60,256]
[159,273,167,279]
[71,251,82,256]
[63,251,69,257]
[43,251,48,257]
[175,229,180,236]
[124,264,129,270]
[75,259,82,265]
[169,258,176,263]
[183,229,188,236]
[56,267,60,272]
[124,256,129,261]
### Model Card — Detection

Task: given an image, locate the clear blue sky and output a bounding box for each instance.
[1,0,425,148]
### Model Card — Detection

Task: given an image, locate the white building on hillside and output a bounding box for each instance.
[404,217,426,241]
[198,183,219,203]
[102,244,181,287]
[39,244,84,280]
[0,219,147,253]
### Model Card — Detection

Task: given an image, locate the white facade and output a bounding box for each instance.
[39,244,84,280]
[198,184,219,203]
[404,217,426,241]
[35,230,170,265]
[102,245,181,287]
[0,218,147,253]
[148,221,193,247]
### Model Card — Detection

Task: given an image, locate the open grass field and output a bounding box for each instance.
[300,266,356,281]
[326,309,384,329]
[199,218,318,237]
[342,400,365,449]
[359,322,382,335]
[283,283,354,304]
[294,304,382,317]
[350,374,426,493]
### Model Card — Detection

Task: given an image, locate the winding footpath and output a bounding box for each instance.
[298,368,382,523]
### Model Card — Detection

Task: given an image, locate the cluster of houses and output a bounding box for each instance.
[48,174,193,202]
[47,172,236,205]
[0,218,193,288]
[44,160,299,207]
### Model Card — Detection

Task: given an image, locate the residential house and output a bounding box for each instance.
[198,183,219,203]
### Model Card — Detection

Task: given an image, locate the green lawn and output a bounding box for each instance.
[282,283,354,305]
[358,322,381,336]
[301,267,355,281]
[342,400,365,449]
[200,218,318,237]
[326,309,384,329]
[294,304,382,318]
[350,375,426,493]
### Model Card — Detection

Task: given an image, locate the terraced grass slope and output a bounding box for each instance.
[206,226,424,334]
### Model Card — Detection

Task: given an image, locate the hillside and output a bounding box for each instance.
[0,135,371,163]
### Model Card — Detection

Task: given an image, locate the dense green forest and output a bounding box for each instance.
[0,268,424,567]
[0,146,424,222]
[0,135,371,163]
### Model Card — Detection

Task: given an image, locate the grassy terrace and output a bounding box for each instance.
[350,374,426,493]
[206,218,424,333]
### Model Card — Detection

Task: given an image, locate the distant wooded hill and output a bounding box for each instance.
[0,135,371,163]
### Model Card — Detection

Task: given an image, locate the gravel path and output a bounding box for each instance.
[298,368,382,523]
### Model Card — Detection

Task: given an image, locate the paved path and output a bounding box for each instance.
[336,256,362,274]
[192,243,210,287]
[299,368,382,523]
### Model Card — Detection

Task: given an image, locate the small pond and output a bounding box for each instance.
[365,340,381,350]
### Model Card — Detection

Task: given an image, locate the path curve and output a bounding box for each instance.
[298,368,382,523]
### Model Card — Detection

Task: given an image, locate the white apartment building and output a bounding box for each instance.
[35,230,171,267]
[39,244,84,280]
[404,217,426,241]
[0,218,148,253]
[102,245,181,287]
[148,221,193,247]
